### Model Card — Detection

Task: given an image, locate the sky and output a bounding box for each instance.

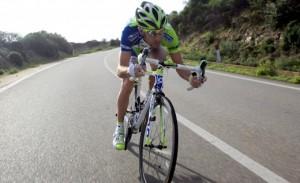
[0,0,186,43]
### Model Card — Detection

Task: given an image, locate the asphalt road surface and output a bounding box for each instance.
[1,49,299,183]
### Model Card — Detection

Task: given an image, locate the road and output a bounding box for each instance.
[0,48,299,182]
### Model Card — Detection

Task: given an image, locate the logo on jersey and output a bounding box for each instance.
[128,32,140,42]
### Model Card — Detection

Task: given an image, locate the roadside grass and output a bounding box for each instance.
[8,68,18,74]
[0,69,4,75]
[184,60,300,84]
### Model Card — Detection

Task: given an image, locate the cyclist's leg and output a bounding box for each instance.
[117,78,134,122]
[114,78,134,150]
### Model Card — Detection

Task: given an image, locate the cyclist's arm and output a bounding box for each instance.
[117,51,131,78]
[170,52,190,82]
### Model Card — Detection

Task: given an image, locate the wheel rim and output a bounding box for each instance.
[140,99,177,183]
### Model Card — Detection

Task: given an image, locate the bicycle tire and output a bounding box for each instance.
[124,122,132,150]
[124,90,136,150]
[139,96,178,183]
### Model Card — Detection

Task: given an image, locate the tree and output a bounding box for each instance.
[0,31,21,46]
[21,31,73,58]
[22,31,59,58]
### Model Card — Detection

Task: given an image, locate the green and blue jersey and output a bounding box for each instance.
[120,19,180,56]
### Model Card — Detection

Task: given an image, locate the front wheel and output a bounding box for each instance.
[139,96,178,183]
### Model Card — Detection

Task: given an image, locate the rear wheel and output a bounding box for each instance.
[139,96,178,183]
[124,86,136,150]
[124,114,133,150]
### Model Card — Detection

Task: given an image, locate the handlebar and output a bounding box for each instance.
[186,59,207,91]
[135,48,207,90]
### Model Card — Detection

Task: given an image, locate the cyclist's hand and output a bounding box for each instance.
[128,64,145,77]
[189,75,207,88]
[135,65,145,77]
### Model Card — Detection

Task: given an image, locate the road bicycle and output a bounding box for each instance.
[124,48,207,183]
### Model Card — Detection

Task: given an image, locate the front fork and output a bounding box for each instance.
[145,95,166,147]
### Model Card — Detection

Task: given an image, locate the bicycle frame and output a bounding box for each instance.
[131,72,164,133]
[130,48,206,134]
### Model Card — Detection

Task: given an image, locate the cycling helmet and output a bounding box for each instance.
[135,1,168,30]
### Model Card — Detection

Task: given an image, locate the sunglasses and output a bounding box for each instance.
[143,29,164,37]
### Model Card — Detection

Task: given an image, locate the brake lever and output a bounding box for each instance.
[187,60,207,91]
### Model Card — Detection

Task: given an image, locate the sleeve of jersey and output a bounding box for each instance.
[164,25,180,54]
[120,26,133,52]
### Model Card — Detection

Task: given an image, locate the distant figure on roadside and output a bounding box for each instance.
[214,41,221,63]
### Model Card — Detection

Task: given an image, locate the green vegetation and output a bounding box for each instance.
[256,59,277,76]
[9,68,18,74]
[7,51,24,67]
[185,59,300,84]
[0,30,120,76]
[169,0,300,84]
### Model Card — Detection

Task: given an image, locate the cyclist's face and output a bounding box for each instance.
[143,29,164,49]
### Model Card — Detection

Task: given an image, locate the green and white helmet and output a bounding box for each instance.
[135,1,168,30]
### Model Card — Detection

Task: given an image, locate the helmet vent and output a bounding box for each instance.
[145,19,157,29]
[153,5,159,12]
[161,17,166,28]
[137,20,148,28]
[140,12,147,18]
[145,7,150,13]
[152,9,158,21]
[136,11,141,18]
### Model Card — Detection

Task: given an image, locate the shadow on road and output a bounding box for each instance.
[126,142,216,183]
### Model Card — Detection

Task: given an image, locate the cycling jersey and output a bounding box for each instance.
[120,18,180,56]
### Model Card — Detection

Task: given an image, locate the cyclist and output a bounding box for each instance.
[113,1,206,150]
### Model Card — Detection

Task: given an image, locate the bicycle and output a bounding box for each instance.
[124,48,207,183]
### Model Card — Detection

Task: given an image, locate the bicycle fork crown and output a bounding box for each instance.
[154,74,163,91]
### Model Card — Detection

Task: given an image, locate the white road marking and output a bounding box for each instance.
[104,52,290,183]
[176,114,289,183]
[0,61,68,94]
[207,70,300,91]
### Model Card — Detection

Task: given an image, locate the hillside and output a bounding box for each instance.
[169,0,300,83]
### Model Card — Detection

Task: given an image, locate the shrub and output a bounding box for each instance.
[9,68,18,74]
[7,51,24,67]
[291,76,300,84]
[275,56,300,72]
[202,31,215,46]
[48,33,73,54]
[207,49,216,62]
[240,55,258,67]
[85,40,100,48]
[261,38,276,54]
[183,51,203,61]
[275,1,300,29]
[220,40,240,60]
[256,58,277,76]
[21,31,73,58]
[283,21,300,51]
[0,69,4,75]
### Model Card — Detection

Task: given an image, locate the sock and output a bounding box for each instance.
[117,121,124,128]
